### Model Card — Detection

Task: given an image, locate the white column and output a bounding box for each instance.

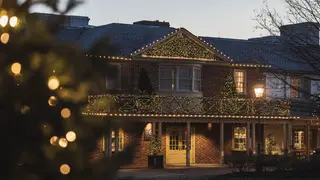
[158,122,162,139]
[283,123,288,155]
[220,122,224,165]
[306,124,310,156]
[152,122,156,136]
[107,130,112,158]
[186,122,191,167]
[288,123,293,150]
[252,123,256,154]
[246,122,251,154]
[115,128,119,154]
[317,127,320,148]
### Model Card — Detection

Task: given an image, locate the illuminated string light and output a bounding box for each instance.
[58,138,68,148]
[50,136,58,145]
[1,33,9,44]
[60,164,70,175]
[9,16,18,27]
[48,76,60,90]
[0,15,8,27]
[66,131,76,142]
[11,62,21,74]
[48,96,58,106]
[61,108,71,119]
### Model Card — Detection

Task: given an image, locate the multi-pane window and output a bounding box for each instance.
[234,70,246,94]
[294,130,304,150]
[233,127,246,151]
[159,66,201,92]
[291,78,301,98]
[111,129,124,152]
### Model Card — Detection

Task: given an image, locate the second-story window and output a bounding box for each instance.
[106,63,121,90]
[290,78,301,98]
[234,70,246,94]
[159,65,201,92]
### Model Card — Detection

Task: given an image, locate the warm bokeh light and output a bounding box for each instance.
[66,131,76,142]
[50,136,58,145]
[61,108,71,119]
[1,33,9,44]
[20,105,30,114]
[11,62,21,75]
[58,138,68,148]
[48,76,60,90]
[48,96,58,106]
[9,16,18,27]
[60,164,70,175]
[0,15,8,27]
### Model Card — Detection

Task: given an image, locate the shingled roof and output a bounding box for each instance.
[54,22,315,72]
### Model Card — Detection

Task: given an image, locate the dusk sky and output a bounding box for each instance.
[30,0,286,39]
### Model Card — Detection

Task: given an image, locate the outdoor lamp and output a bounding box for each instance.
[254,84,264,98]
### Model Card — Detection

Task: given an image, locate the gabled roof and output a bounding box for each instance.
[201,37,314,71]
[55,22,315,72]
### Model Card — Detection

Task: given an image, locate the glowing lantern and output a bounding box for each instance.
[66,131,76,142]
[61,108,71,119]
[60,164,70,175]
[58,138,68,148]
[48,76,60,90]
[11,62,21,75]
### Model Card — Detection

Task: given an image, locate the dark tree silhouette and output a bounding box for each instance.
[138,68,154,95]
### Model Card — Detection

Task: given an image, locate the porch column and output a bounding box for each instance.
[306,123,311,156]
[186,122,191,167]
[115,128,119,154]
[220,121,224,165]
[252,123,256,154]
[317,127,320,148]
[288,123,293,151]
[283,123,288,156]
[158,122,162,139]
[246,122,251,154]
[104,130,112,158]
[152,122,156,136]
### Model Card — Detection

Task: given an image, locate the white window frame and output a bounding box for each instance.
[232,126,247,151]
[106,63,121,90]
[234,69,246,95]
[159,65,201,92]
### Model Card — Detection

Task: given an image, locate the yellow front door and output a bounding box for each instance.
[166,127,195,165]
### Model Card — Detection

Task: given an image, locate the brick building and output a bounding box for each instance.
[35,13,320,168]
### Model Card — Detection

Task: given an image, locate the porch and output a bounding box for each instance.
[83,94,319,167]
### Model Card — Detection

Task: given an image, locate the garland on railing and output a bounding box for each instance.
[83,94,291,116]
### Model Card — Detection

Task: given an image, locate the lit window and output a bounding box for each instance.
[111,129,124,152]
[234,70,246,94]
[291,78,301,98]
[233,127,246,151]
[294,130,304,150]
[159,66,201,92]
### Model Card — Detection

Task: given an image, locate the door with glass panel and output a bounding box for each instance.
[166,127,195,164]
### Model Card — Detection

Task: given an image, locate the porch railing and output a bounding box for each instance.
[84,94,291,116]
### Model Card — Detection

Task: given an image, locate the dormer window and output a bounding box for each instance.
[159,65,201,92]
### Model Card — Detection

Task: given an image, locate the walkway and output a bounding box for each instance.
[118,166,230,180]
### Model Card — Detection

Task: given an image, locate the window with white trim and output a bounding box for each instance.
[234,70,246,94]
[159,66,201,92]
[294,130,304,150]
[232,127,246,151]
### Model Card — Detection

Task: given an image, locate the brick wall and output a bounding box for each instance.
[202,65,232,97]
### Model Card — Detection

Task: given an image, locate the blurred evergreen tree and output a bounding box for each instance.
[0,1,144,180]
